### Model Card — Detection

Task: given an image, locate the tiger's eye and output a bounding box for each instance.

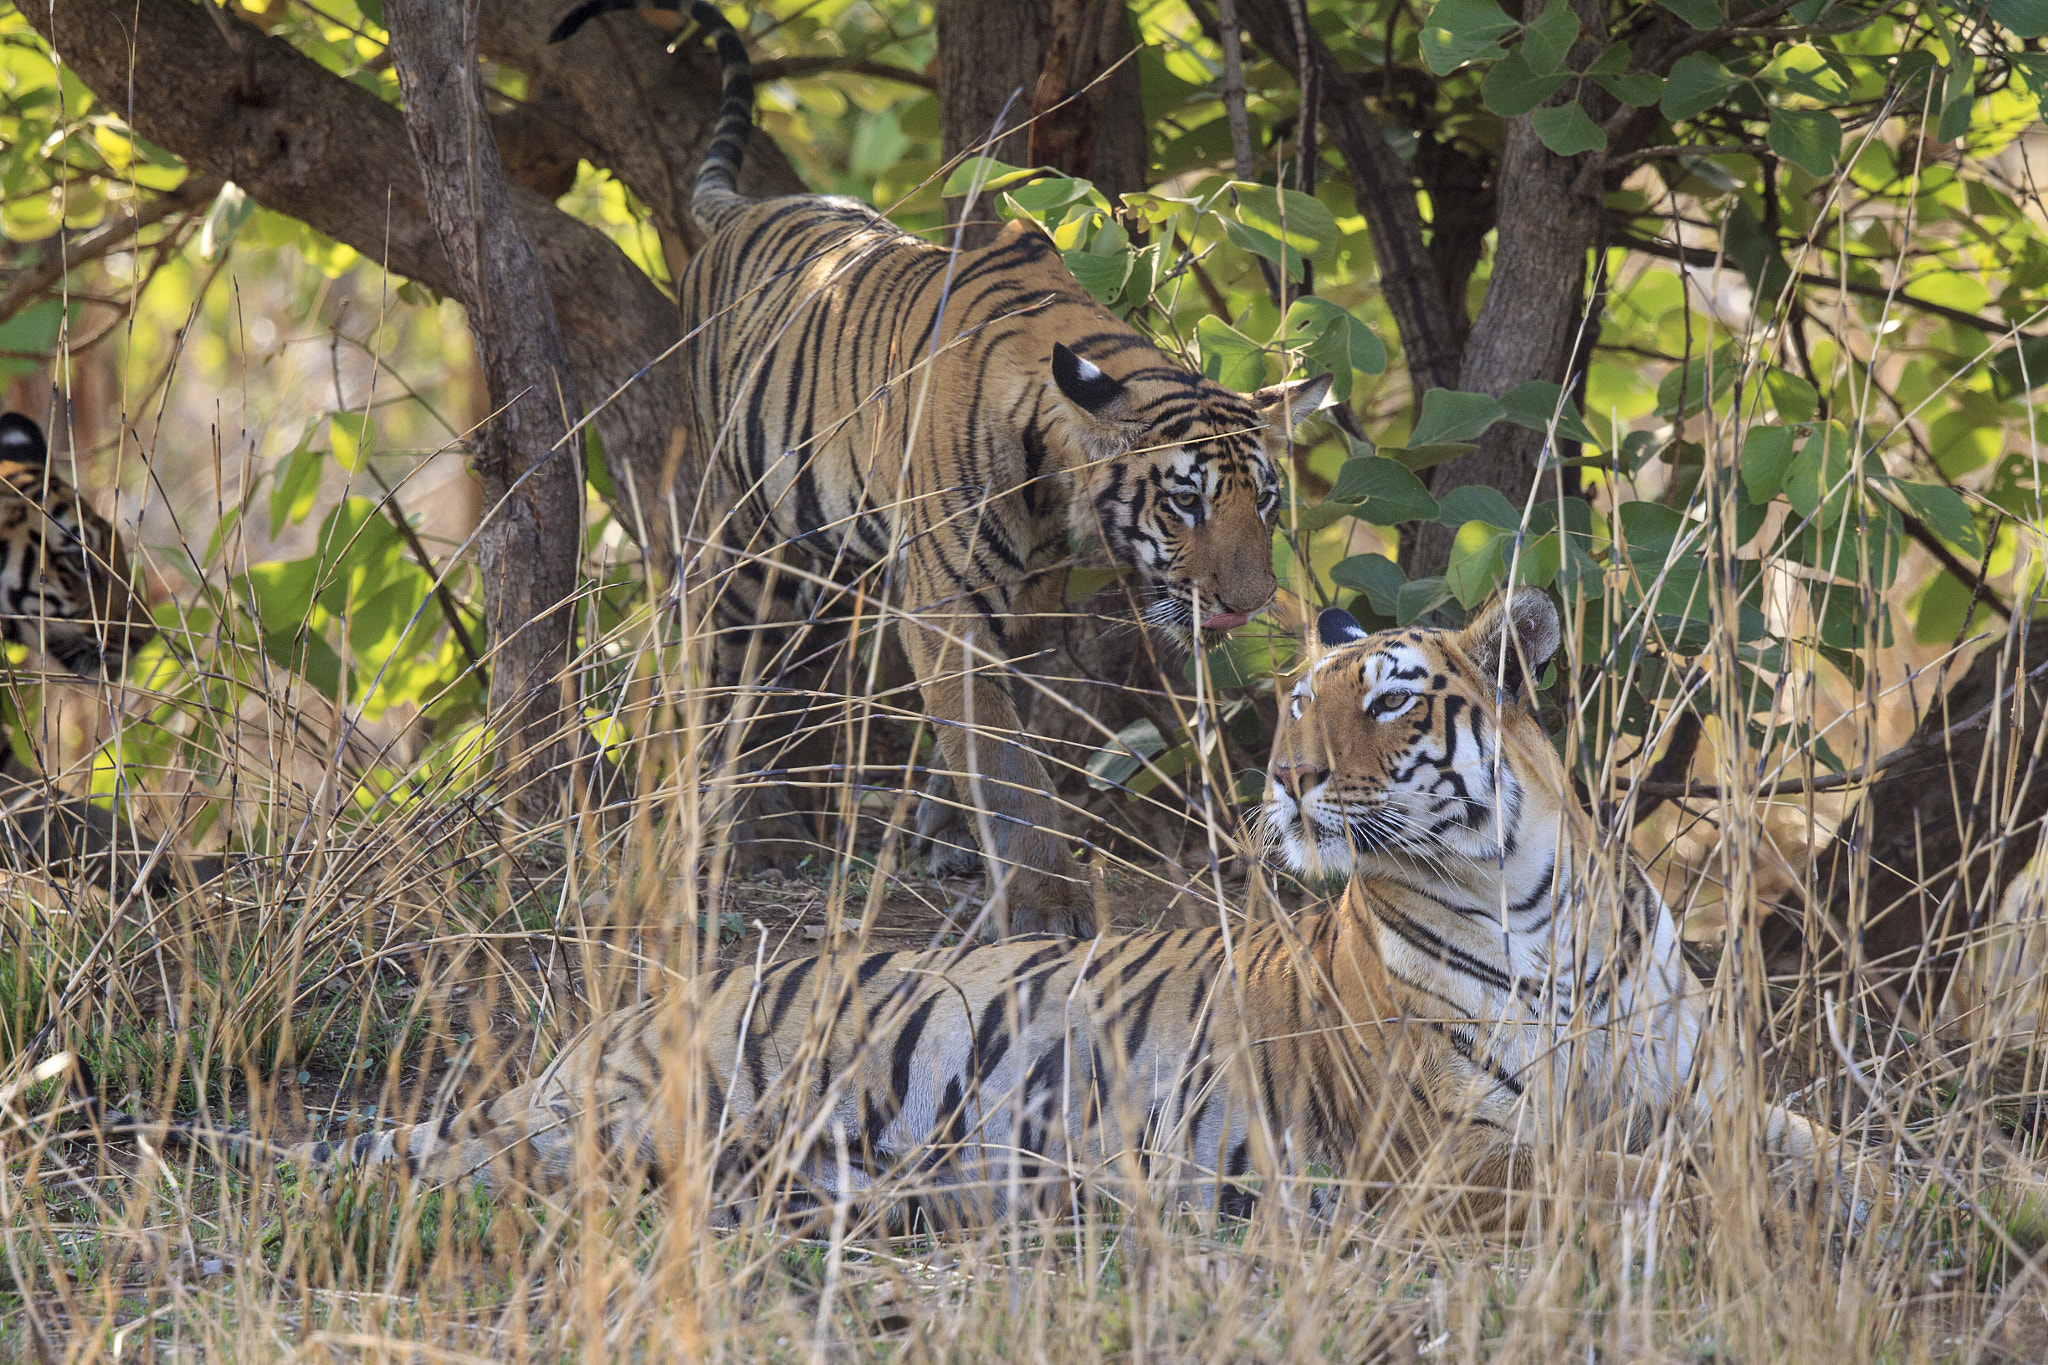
[1172,491,1202,514]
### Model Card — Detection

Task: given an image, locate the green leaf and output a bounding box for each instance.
[1586,44,1632,76]
[1762,367,1819,423]
[1221,218,1305,282]
[1521,0,1581,75]
[1396,576,1454,625]
[941,157,1043,196]
[1085,717,1169,791]
[1501,380,1596,444]
[1286,297,1387,400]
[1739,425,1795,502]
[1437,484,1523,530]
[1446,523,1509,608]
[1767,107,1842,177]
[2012,53,2048,101]
[1656,345,1737,419]
[1196,316,1267,392]
[1419,0,1517,75]
[1877,477,1982,556]
[1910,569,1995,645]
[1531,103,1607,155]
[1120,189,1200,226]
[1654,0,1719,28]
[1661,53,1742,120]
[1326,456,1441,523]
[1987,334,2048,398]
[1330,553,1408,618]
[1004,176,1097,214]
[1409,388,1506,447]
[1937,50,1977,144]
[1189,631,1298,690]
[1594,71,1664,107]
[1515,533,1564,589]
[1227,183,1339,250]
[1482,49,1570,117]
[1617,501,1685,565]
[269,425,326,538]
[1991,0,2048,37]
[329,412,373,471]
[1782,420,1853,527]
[1062,248,1130,304]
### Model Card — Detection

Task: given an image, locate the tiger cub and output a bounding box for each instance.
[550,2,1330,938]
[191,589,1875,1231]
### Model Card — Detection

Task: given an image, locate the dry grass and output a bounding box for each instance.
[6,213,2048,1360]
[0,540,2045,1365]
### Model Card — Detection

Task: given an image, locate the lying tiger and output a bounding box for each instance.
[550,2,1330,939]
[95,589,1878,1231]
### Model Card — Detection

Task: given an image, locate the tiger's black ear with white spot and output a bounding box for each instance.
[1316,607,1368,649]
[0,413,47,468]
[1252,373,1335,439]
[1051,344,1136,425]
[1461,587,1561,702]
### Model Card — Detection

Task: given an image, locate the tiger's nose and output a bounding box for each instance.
[1269,761,1328,798]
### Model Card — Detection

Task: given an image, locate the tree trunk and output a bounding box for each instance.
[387,0,584,819]
[1802,617,2048,1009]
[1028,0,1144,189]
[1406,0,1608,577]
[938,0,1142,246]
[21,0,804,568]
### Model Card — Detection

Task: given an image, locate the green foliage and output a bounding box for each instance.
[1,0,2044,835]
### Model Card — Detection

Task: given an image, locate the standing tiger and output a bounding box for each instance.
[551,2,1330,939]
[0,412,204,892]
[128,591,1874,1232]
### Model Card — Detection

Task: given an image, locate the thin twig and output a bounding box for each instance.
[1624,653,2048,800]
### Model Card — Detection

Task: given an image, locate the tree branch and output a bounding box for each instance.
[1227,0,1464,396]
[751,55,936,90]
[1618,228,2040,340]
[0,175,221,327]
[1623,653,2048,801]
[22,0,694,559]
[482,0,807,252]
[389,0,586,812]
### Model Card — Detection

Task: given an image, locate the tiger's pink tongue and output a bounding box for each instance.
[1201,611,1251,633]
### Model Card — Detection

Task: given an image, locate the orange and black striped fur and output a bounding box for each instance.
[0,413,189,889]
[0,413,152,676]
[551,3,1329,937]
[214,591,1876,1231]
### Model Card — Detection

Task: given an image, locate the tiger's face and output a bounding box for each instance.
[1263,589,1564,880]
[0,414,156,678]
[1049,343,1330,649]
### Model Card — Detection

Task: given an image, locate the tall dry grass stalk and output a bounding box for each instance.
[2,263,2047,1365]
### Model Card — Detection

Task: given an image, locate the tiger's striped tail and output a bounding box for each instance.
[549,1,755,233]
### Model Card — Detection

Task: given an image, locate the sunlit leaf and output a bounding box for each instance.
[1419,0,1517,74]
